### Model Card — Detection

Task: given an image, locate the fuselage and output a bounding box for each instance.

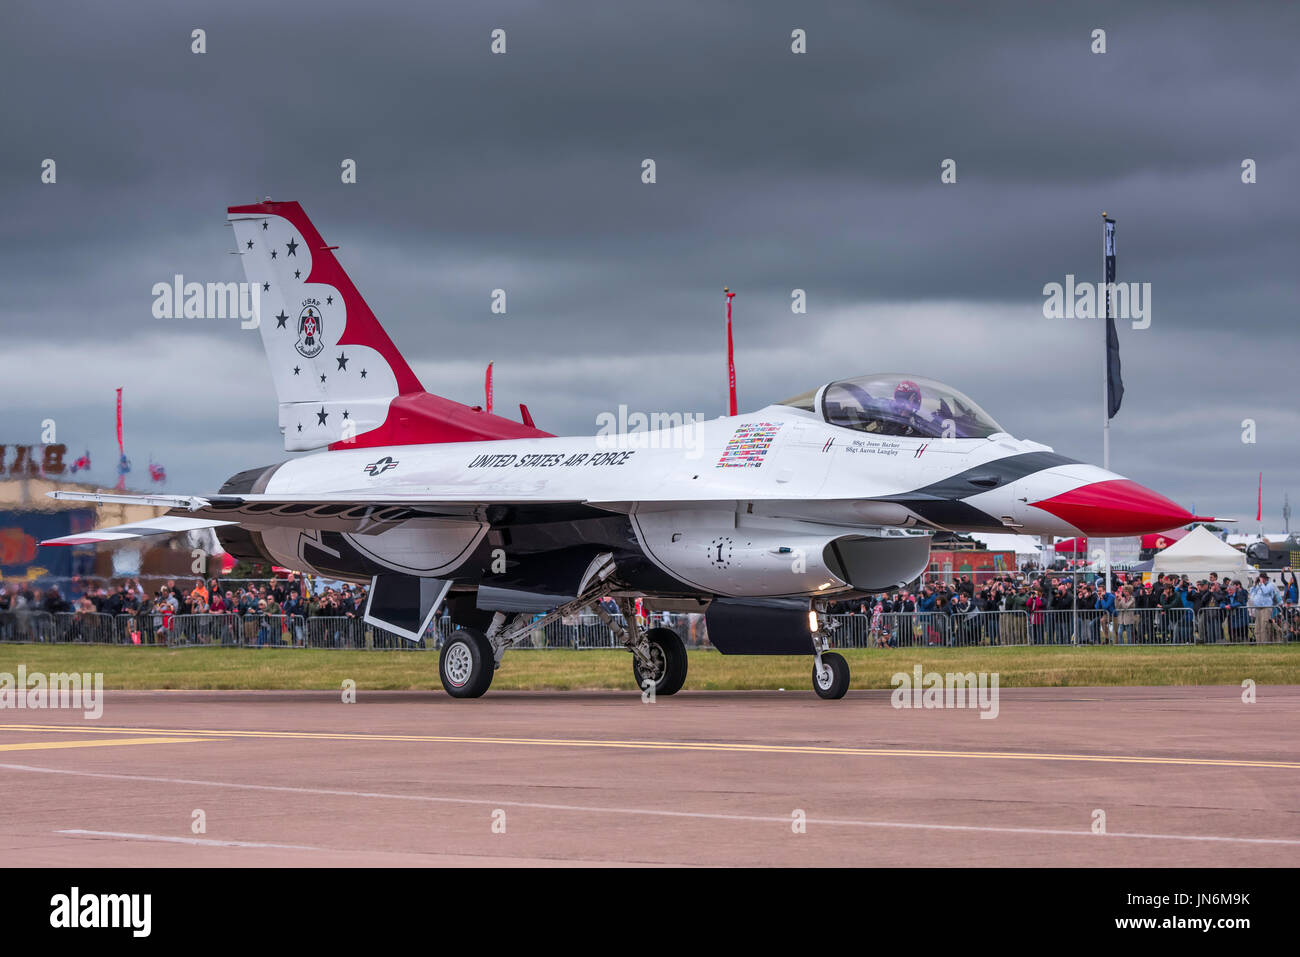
[253,404,1173,537]
[218,404,1198,600]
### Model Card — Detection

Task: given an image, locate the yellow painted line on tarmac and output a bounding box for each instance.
[0,736,212,753]
[0,723,1295,770]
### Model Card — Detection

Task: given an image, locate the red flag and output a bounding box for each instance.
[724,288,737,416]
[115,387,124,453]
[1257,472,1262,523]
[484,362,494,414]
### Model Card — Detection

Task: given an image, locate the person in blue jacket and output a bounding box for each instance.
[1094,578,1116,643]
[1226,579,1250,641]
[917,586,941,645]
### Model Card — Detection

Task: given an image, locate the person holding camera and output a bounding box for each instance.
[1249,572,1281,643]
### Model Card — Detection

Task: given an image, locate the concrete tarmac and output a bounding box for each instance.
[1,686,1297,866]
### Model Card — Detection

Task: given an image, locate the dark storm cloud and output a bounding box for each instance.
[1,0,1296,521]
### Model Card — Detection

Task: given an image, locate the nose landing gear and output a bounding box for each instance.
[810,606,850,699]
[812,651,850,699]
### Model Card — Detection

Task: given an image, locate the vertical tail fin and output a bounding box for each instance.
[227,201,549,450]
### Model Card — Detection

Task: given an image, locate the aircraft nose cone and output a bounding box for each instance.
[1029,478,1207,536]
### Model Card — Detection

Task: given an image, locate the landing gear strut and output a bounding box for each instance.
[810,605,850,699]
[436,555,689,698]
[596,598,688,695]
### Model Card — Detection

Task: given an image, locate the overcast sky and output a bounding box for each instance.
[2,0,1297,526]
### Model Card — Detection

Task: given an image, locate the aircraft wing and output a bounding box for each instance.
[44,489,885,530]
[44,489,892,545]
[42,489,598,539]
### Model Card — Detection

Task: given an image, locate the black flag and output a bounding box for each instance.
[1104,217,1124,418]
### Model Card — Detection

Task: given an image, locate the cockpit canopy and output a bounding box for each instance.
[778,373,1006,439]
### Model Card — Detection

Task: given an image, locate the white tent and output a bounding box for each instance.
[1152,525,1252,581]
[969,532,1043,561]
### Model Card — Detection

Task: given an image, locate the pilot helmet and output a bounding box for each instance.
[893,380,922,414]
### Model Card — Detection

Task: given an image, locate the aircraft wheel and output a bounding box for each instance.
[439,628,495,698]
[813,651,849,700]
[633,627,688,696]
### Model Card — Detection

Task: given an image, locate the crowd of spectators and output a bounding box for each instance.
[3,567,1298,649]
[1,574,367,616]
[0,575,371,645]
[832,568,1300,646]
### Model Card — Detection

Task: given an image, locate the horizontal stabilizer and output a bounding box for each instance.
[40,515,236,547]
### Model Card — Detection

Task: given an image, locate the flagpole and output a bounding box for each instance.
[1102,212,1112,595]
[1258,472,1264,539]
[115,386,126,492]
[1101,213,1109,475]
[724,287,737,416]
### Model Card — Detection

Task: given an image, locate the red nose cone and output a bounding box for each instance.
[1030,479,1203,536]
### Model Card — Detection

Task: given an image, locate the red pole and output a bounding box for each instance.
[115,387,125,490]
[485,361,494,414]
[724,287,737,416]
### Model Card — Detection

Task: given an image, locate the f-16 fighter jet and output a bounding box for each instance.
[43,202,1210,699]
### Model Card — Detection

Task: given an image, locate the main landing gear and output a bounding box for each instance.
[435,557,689,699]
[438,627,495,699]
[593,598,687,697]
[634,628,688,696]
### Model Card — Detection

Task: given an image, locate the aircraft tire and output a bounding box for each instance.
[812,651,849,700]
[439,628,495,698]
[633,627,688,696]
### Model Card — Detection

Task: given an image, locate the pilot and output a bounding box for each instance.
[891,380,928,435]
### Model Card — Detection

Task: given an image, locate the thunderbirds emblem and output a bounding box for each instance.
[295,300,324,358]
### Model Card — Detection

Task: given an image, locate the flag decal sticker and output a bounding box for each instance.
[716,422,782,468]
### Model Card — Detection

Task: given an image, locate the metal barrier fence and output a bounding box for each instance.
[0,611,707,650]
[1036,608,1193,645]
[829,607,1297,647]
[830,610,1032,648]
[0,610,58,643]
[0,608,1294,649]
